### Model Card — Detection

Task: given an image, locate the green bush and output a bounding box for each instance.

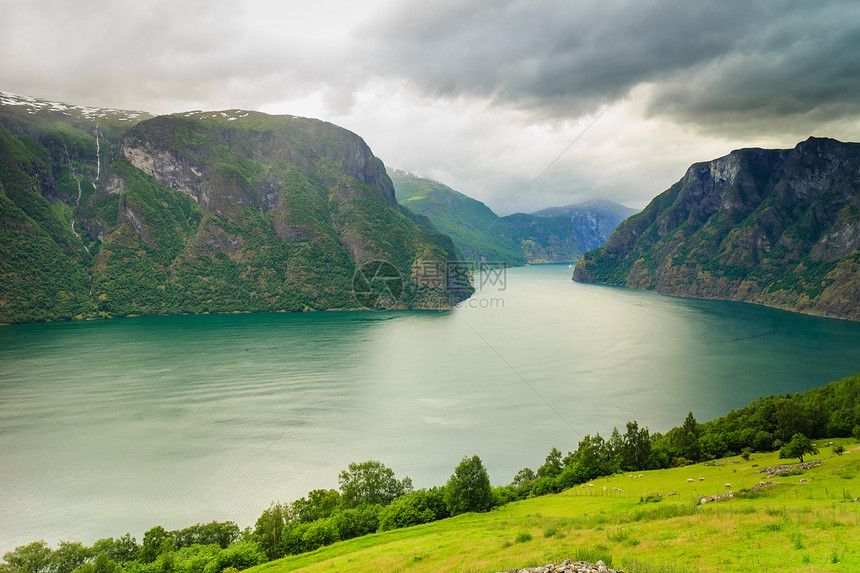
[514,531,532,544]
[202,541,264,573]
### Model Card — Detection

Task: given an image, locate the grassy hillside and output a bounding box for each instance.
[250,442,860,572]
[4,375,858,572]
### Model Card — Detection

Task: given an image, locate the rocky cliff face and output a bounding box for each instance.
[533,199,639,252]
[573,137,860,321]
[0,94,466,324]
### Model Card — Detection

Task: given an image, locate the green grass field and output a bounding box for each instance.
[249,439,860,572]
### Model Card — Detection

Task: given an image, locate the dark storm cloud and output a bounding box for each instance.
[4,0,858,133]
[2,0,859,209]
[647,5,860,131]
[369,0,860,132]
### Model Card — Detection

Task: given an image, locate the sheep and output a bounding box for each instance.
[587,483,594,488]
[724,483,731,488]
[698,477,705,481]
[638,474,644,478]
[687,478,694,482]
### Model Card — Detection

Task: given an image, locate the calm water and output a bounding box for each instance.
[1,264,859,551]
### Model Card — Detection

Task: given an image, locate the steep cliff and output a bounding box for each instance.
[532,199,640,252]
[573,137,860,321]
[0,93,467,324]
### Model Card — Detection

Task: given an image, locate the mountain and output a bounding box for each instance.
[532,199,640,251]
[0,91,469,324]
[389,169,586,264]
[573,137,860,321]
[389,168,527,264]
[499,212,583,264]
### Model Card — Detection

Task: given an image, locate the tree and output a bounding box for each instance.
[676,411,702,461]
[203,541,264,573]
[537,447,563,478]
[2,541,53,573]
[571,433,616,479]
[338,460,411,508]
[253,503,288,561]
[91,535,138,564]
[775,401,809,442]
[291,489,340,523]
[621,421,651,471]
[779,433,818,463]
[555,461,586,490]
[174,522,240,549]
[511,467,536,487]
[377,493,436,532]
[299,520,338,553]
[327,505,381,542]
[444,455,493,515]
[73,552,119,573]
[826,409,855,437]
[752,430,774,452]
[140,526,173,564]
[698,432,727,460]
[51,542,92,573]
[682,411,699,437]
[607,428,624,464]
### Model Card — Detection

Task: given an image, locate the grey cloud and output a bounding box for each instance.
[3,0,858,211]
[368,0,860,130]
[645,6,860,134]
[6,0,857,133]
[370,1,752,103]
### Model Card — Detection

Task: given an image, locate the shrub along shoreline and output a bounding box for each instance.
[3,373,858,573]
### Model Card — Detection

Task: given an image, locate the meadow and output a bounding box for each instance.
[249,439,860,573]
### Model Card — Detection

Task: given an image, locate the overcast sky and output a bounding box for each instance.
[2,0,859,212]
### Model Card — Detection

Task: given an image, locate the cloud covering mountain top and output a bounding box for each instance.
[3,0,858,211]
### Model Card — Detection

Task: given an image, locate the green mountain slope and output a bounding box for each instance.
[573,137,860,321]
[390,168,527,264]
[390,169,585,264]
[0,93,469,324]
[0,91,149,322]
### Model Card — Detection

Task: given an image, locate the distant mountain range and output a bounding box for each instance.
[0,91,467,324]
[389,168,636,265]
[574,137,860,321]
[11,92,850,324]
[532,200,640,252]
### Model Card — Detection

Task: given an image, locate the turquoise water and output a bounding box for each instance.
[1,263,858,551]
